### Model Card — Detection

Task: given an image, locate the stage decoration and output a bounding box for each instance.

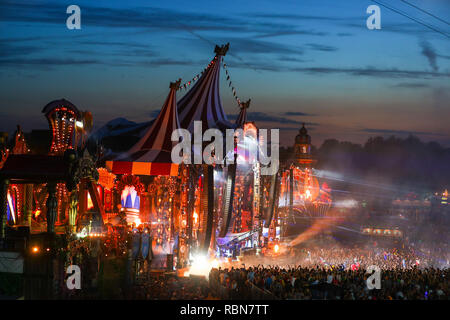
[178,57,217,91]
[222,58,249,108]
[12,126,31,155]
[0,148,8,170]
[42,99,81,155]
[6,189,16,224]
[115,174,144,196]
[106,80,182,176]
[177,43,233,133]
[97,168,116,190]
[121,185,140,210]
[105,80,186,264]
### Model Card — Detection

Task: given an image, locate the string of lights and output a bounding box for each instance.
[178,56,217,91]
[222,58,246,107]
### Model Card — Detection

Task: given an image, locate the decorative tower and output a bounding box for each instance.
[294,123,316,169]
[42,99,82,225]
[42,99,81,155]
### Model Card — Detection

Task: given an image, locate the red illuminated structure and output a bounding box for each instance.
[277,124,332,242]
[99,44,261,264]
[43,99,81,154]
[0,99,100,237]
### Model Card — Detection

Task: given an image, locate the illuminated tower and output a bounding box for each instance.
[42,99,82,155]
[42,99,83,224]
[294,124,316,169]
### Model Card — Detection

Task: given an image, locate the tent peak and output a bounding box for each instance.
[170,78,182,90]
[214,43,229,56]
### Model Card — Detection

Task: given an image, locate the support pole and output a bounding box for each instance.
[201,165,214,253]
[219,163,236,237]
[186,166,195,255]
[25,184,33,228]
[289,167,294,220]
[78,179,87,217]
[46,183,57,233]
[68,190,78,233]
[0,179,9,241]
[264,172,279,228]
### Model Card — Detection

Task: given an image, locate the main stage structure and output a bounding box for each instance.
[102,43,273,266]
[0,43,332,273]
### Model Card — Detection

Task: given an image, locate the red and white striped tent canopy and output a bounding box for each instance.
[178,43,234,133]
[106,80,181,176]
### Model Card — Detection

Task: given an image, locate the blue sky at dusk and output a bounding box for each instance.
[0,0,449,147]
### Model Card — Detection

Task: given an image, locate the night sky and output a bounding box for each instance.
[1,0,449,147]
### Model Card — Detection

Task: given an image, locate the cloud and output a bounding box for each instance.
[0,38,47,59]
[0,1,309,39]
[222,59,285,72]
[0,1,234,32]
[78,40,152,49]
[0,1,313,69]
[0,57,100,67]
[306,43,338,52]
[344,22,432,36]
[336,32,353,37]
[254,30,327,38]
[223,60,450,79]
[249,13,355,22]
[438,54,450,60]
[393,82,431,89]
[221,38,304,56]
[290,66,450,79]
[279,126,316,131]
[420,41,438,72]
[277,56,310,63]
[246,111,303,124]
[0,54,200,68]
[137,58,196,67]
[361,128,445,137]
[283,111,315,116]
[228,111,318,126]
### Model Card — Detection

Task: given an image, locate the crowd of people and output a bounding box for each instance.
[59,238,449,300]
[205,243,448,300]
[130,275,215,300]
[120,243,448,300]
[266,244,445,270]
[208,264,448,300]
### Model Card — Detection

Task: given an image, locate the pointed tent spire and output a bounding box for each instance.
[235,99,251,127]
[178,43,233,133]
[106,80,181,176]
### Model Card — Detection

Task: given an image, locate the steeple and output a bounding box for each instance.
[294,123,316,168]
